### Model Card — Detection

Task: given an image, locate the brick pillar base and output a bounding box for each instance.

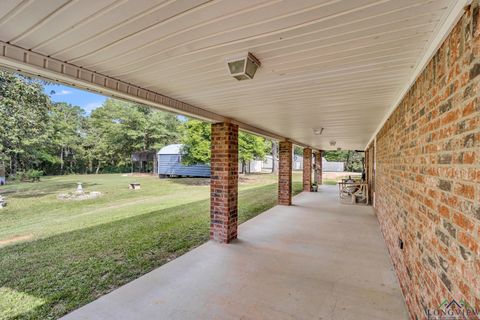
[303,148,312,191]
[278,141,292,205]
[210,122,238,243]
[315,151,322,185]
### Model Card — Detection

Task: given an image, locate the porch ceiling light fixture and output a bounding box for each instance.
[329,140,336,147]
[226,52,261,81]
[313,128,324,135]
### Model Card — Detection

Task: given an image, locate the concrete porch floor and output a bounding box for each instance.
[62,185,409,320]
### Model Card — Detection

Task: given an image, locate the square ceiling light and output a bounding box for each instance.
[226,52,261,81]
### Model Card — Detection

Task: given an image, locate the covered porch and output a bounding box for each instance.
[1,0,478,318]
[62,186,408,320]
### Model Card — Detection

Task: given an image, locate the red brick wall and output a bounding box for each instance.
[210,122,239,243]
[278,141,292,205]
[303,148,312,191]
[373,3,480,319]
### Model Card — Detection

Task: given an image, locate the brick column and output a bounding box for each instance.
[314,151,322,185]
[303,148,312,191]
[278,140,292,205]
[210,122,238,243]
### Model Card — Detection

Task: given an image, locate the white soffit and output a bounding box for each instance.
[0,0,468,150]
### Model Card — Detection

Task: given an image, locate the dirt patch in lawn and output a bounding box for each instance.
[0,234,33,246]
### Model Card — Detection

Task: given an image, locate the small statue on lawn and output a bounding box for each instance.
[0,195,6,208]
[76,182,84,194]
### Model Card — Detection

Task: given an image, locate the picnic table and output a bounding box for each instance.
[129,182,141,190]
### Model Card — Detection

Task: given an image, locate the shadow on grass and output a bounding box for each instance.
[1,182,99,199]
[166,177,211,186]
[0,182,302,320]
[166,174,280,187]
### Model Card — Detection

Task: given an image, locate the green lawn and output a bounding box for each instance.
[323,173,362,185]
[0,173,302,319]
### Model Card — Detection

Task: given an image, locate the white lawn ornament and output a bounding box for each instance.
[76,182,84,194]
[0,195,6,208]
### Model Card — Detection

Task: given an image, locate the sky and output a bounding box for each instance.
[44,83,107,114]
[43,82,187,121]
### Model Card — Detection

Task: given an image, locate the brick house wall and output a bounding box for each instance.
[373,2,480,319]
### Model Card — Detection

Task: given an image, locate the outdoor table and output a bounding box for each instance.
[338,182,369,205]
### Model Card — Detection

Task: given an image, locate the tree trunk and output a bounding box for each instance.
[71,149,76,173]
[60,147,64,174]
[272,141,279,174]
[345,151,351,172]
[88,158,93,174]
[95,162,101,174]
[12,153,18,176]
[153,154,158,174]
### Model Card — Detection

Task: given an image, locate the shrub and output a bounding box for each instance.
[15,171,27,181]
[26,169,44,182]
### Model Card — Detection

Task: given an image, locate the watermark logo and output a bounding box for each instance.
[426,299,479,320]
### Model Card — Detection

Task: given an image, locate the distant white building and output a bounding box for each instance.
[293,155,303,170]
[242,159,264,173]
[262,155,304,171]
[322,158,344,172]
[295,156,344,172]
[262,155,344,172]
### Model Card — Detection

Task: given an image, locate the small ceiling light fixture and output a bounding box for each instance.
[313,128,324,135]
[226,52,261,81]
[329,140,336,147]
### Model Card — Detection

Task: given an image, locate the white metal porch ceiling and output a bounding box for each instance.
[0,0,466,149]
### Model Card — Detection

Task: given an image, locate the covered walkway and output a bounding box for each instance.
[1,1,478,317]
[63,186,408,320]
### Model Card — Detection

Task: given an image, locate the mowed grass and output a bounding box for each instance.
[323,173,362,185]
[0,173,302,319]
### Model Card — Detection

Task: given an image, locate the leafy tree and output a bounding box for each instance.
[180,119,270,171]
[87,99,180,173]
[0,70,183,176]
[323,150,348,162]
[45,102,86,174]
[0,71,51,176]
[180,120,211,165]
[238,132,269,173]
[345,150,364,172]
[294,146,303,156]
